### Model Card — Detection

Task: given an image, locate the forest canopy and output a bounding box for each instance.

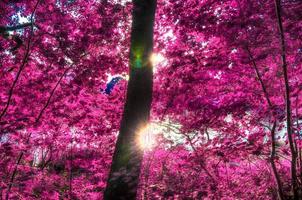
[0,0,302,199]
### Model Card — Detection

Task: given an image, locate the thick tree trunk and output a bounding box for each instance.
[104,1,157,199]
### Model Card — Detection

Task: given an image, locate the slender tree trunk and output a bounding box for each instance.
[246,46,284,200]
[104,1,157,199]
[299,148,302,179]
[274,0,299,199]
[69,135,73,199]
[295,93,302,190]
[270,121,285,200]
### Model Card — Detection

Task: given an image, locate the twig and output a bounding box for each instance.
[0,0,41,123]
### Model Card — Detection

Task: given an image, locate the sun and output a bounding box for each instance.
[150,53,165,72]
[137,123,158,151]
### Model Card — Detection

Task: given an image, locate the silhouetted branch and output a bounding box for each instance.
[0,1,40,124]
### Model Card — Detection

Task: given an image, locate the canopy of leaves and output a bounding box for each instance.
[0,0,301,199]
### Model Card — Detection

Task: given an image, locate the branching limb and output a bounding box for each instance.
[0,1,41,123]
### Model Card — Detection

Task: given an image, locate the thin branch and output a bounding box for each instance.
[159,123,216,181]
[246,46,272,108]
[0,1,41,123]
[5,67,69,200]
[35,67,70,123]
[245,44,284,200]
[0,23,33,32]
[5,51,87,199]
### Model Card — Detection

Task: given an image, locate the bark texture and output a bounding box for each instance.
[104,1,157,199]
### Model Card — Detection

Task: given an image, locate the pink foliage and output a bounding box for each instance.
[0,0,301,199]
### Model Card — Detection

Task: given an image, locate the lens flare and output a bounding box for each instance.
[150,53,165,71]
[137,124,157,151]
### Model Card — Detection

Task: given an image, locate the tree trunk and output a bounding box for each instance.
[269,121,285,200]
[246,46,284,200]
[104,1,157,199]
[274,0,299,199]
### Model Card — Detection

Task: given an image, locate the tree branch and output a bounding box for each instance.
[0,1,40,123]
[245,45,284,200]
[0,22,33,33]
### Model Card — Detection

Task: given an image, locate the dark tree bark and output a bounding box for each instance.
[246,46,284,200]
[104,1,157,200]
[274,0,299,199]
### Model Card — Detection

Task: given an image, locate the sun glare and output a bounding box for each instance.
[137,124,158,151]
[150,53,165,72]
